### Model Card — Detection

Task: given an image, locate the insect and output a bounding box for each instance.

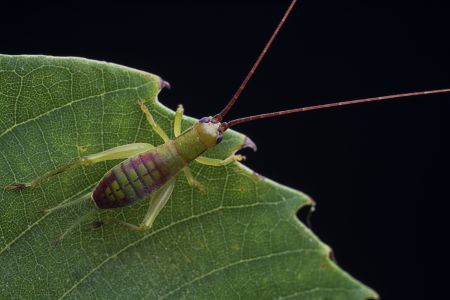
[5,0,450,242]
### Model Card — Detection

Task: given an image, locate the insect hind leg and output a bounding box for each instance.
[54,208,97,246]
[43,192,92,214]
[4,143,154,190]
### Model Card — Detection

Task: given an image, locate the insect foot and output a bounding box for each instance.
[41,207,57,214]
[91,220,104,229]
[235,154,246,162]
[192,180,207,194]
[52,238,63,248]
[4,182,30,190]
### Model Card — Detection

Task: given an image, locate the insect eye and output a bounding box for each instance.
[216,132,223,143]
[199,117,210,123]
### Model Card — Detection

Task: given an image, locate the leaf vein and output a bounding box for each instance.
[0,82,152,141]
[159,248,320,299]
[58,200,286,300]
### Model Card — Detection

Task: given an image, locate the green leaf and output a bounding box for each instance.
[0,55,378,299]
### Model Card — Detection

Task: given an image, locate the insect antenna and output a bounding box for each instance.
[212,0,450,129]
[223,89,450,128]
[214,0,299,122]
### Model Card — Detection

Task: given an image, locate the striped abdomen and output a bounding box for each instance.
[91,123,215,209]
[92,145,185,209]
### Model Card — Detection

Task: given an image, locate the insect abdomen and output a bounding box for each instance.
[92,151,174,209]
[92,125,211,209]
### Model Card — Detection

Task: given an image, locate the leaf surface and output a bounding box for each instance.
[0,55,377,299]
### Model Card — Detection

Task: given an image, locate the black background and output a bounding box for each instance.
[2,1,449,299]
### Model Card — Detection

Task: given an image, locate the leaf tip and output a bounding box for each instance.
[364,291,381,300]
[242,136,257,152]
[160,78,171,91]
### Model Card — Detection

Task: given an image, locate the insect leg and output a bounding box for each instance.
[5,143,154,190]
[173,105,205,191]
[43,192,92,213]
[182,167,205,193]
[174,104,184,137]
[84,143,154,162]
[138,100,170,142]
[195,154,245,167]
[54,208,97,245]
[116,179,175,231]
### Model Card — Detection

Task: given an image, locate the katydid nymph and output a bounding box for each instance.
[4,0,450,243]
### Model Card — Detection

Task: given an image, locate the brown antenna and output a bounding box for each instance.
[223,89,450,128]
[215,0,298,121]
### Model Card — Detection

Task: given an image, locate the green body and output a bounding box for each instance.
[6,98,236,234]
[91,121,222,209]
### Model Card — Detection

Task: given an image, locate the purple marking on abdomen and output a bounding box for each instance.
[92,151,169,209]
[130,157,149,194]
[120,162,142,198]
[92,171,122,209]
